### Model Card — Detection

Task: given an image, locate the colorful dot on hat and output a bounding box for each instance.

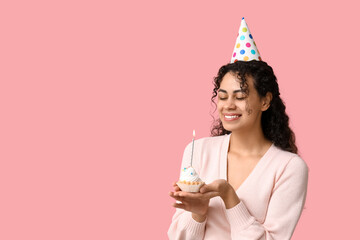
[191,172,193,175]
[240,49,245,55]
[246,43,251,48]
[244,56,249,61]
[242,27,247,32]
[233,52,236,57]
[251,50,256,54]
[236,43,240,48]
[249,34,253,39]
[234,59,238,62]
[240,35,245,40]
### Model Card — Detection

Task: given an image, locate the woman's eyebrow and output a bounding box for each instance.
[218,89,244,93]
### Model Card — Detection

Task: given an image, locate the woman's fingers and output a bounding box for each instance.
[170,188,218,203]
[202,191,219,199]
[172,202,186,210]
[169,191,184,201]
[176,192,204,199]
[172,182,181,192]
[200,181,222,193]
[200,184,216,193]
[169,192,192,204]
[199,185,208,193]
[171,189,218,199]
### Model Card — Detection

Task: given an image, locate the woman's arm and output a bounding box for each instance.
[222,156,308,240]
[172,155,308,239]
[167,208,207,240]
[167,142,207,240]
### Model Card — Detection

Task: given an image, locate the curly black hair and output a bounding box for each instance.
[210,60,298,154]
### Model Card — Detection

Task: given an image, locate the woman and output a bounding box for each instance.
[168,60,308,239]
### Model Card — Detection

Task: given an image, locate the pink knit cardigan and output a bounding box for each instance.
[168,134,308,240]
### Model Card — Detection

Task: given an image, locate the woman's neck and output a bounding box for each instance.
[229,127,272,157]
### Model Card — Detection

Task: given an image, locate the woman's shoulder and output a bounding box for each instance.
[271,145,308,174]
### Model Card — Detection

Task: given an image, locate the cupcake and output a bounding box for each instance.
[176,166,204,192]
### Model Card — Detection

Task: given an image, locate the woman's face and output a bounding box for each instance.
[217,72,270,133]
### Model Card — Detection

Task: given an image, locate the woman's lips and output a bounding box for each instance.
[223,114,241,121]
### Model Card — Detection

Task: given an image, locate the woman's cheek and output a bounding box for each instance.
[245,99,253,115]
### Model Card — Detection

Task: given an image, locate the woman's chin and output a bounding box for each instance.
[223,125,241,132]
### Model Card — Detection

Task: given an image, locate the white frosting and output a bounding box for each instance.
[179,166,202,182]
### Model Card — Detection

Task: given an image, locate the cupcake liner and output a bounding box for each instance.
[176,181,205,193]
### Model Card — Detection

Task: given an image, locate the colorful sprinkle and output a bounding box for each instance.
[233,52,236,57]
[242,27,247,32]
[236,43,240,48]
[249,34,253,39]
[240,49,245,55]
[243,56,249,61]
[246,43,251,48]
[240,35,245,40]
[251,50,256,54]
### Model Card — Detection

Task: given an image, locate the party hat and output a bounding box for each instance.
[230,17,262,63]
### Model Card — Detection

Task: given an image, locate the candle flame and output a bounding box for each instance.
[193,129,196,137]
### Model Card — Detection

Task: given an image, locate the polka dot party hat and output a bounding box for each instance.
[230,17,262,63]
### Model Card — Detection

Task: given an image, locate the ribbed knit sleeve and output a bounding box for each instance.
[224,155,308,240]
[167,142,207,240]
[167,209,207,240]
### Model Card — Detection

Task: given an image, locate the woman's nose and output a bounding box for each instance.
[224,98,236,109]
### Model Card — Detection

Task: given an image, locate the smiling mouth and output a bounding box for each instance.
[223,114,241,120]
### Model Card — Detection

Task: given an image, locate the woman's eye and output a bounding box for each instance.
[236,97,245,100]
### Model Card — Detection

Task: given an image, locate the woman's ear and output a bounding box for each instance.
[261,92,272,111]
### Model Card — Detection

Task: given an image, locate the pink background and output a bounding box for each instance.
[1,0,359,239]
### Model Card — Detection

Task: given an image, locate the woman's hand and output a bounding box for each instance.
[169,182,210,219]
[169,179,240,220]
[199,179,240,209]
[199,179,230,198]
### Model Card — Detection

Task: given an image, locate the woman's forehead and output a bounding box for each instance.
[220,72,254,90]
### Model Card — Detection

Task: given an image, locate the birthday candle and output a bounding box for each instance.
[190,130,195,166]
